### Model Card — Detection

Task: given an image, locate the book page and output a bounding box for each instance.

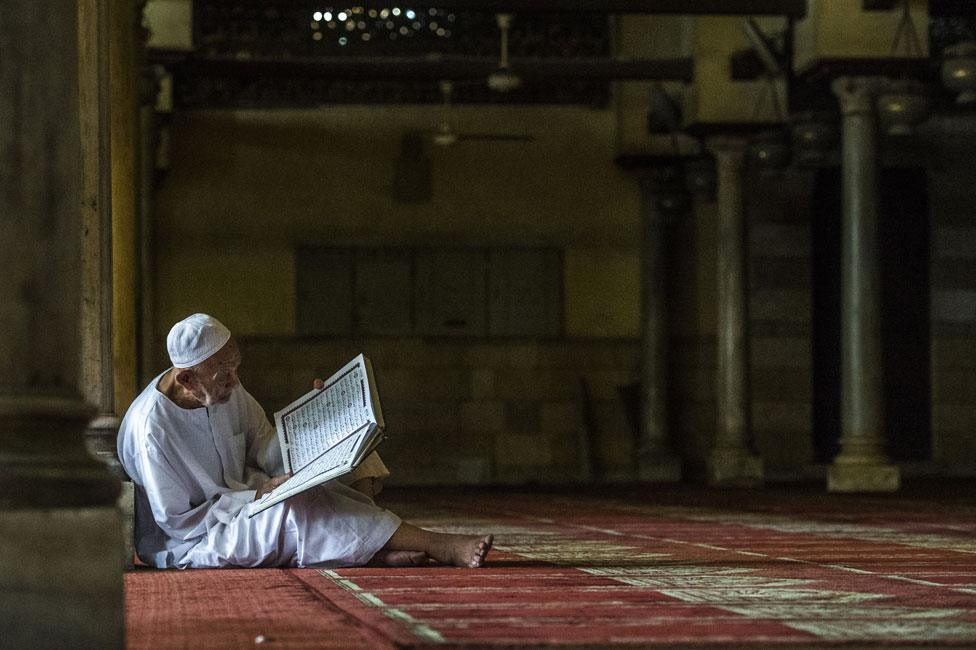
[275,354,375,473]
[254,353,386,518]
[248,425,372,518]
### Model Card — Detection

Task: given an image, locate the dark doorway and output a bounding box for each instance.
[811,167,931,462]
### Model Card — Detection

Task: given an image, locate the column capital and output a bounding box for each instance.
[705,135,750,161]
[635,160,683,187]
[706,136,749,177]
[615,153,686,176]
[831,76,885,115]
[638,166,690,221]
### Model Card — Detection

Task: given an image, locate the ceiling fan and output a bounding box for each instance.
[426,80,534,147]
[486,13,521,93]
[742,18,786,121]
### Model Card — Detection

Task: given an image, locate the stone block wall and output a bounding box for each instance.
[927,115,976,476]
[735,118,976,479]
[670,337,717,478]
[666,199,719,479]
[237,338,640,485]
[745,170,817,476]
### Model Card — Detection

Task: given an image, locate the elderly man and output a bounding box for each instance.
[118,313,492,569]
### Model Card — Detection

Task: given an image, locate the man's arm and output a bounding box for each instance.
[139,435,257,539]
[240,385,285,481]
[255,474,289,499]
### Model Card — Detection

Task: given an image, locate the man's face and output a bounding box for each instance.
[186,339,241,407]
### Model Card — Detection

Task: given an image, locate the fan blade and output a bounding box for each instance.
[429,127,458,146]
[456,133,535,142]
[742,19,782,77]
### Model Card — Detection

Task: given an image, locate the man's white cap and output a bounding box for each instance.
[167,313,232,369]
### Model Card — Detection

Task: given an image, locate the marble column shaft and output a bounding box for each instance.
[828,76,900,493]
[139,81,158,391]
[110,0,142,414]
[0,1,123,646]
[707,138,763,485]
[637,168,683,482]
[80,0,123,469]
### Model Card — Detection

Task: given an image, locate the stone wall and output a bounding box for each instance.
[666,169,818,480]
[146,111,976,483]
[237,337,639,485]
[735,116,976,479]
[667,199,718,478]
[927,114,976,476]
[746,169,817,477]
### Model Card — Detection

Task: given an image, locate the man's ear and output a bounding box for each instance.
[175,369,195,389]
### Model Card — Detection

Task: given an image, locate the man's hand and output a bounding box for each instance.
[350,477,377,499]
[255,474,290,500]
[313,378,324,390]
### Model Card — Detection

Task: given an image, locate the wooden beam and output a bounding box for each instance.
[153,52,695,81]
[796,57,935,84]
[930,0,976,15]
[215,0,806,16]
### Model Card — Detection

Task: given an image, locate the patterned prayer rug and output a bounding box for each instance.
[126,485,976,648]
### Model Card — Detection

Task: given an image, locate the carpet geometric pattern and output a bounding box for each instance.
[126,485,976,648]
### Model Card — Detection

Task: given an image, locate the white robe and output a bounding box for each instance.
[117,372,401,569]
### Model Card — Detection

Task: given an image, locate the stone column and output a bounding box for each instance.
[111,0,142,414]
[139,62,161,388]
[80,0,123,472]
[636,165,685,482]
[707,137,763,485]
[0,1,124,647]
[828,77,900,493]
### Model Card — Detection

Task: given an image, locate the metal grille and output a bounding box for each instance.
[175,1,611,107]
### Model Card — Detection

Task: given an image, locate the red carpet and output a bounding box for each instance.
[126,485,976,648]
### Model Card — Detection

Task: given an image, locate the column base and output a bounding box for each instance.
[707,448,763,486]
[119,480,136,570]
[85,414,125,479]
[828,461,900,493]
[1,506,124,648]
[637,452,682,482]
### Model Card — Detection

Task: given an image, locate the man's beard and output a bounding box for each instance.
[194,386,232,407]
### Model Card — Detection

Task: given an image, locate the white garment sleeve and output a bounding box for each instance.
[140,435,256,539]
[339,451,390,494]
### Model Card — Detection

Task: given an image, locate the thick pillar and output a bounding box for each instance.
[707,137,763,485]
[636,165,684,481]
[139,62,161,388]
[828,77,900,493]
[80,0,123,471]
[0,1,124,647]
[111,0,142,414]
[139,70,157,387]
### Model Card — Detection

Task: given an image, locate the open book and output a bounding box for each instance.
[247,353,385,518]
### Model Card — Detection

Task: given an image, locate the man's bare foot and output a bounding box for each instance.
[381,524,493,569]
[369,550,430,567]
[431,534,493,568]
